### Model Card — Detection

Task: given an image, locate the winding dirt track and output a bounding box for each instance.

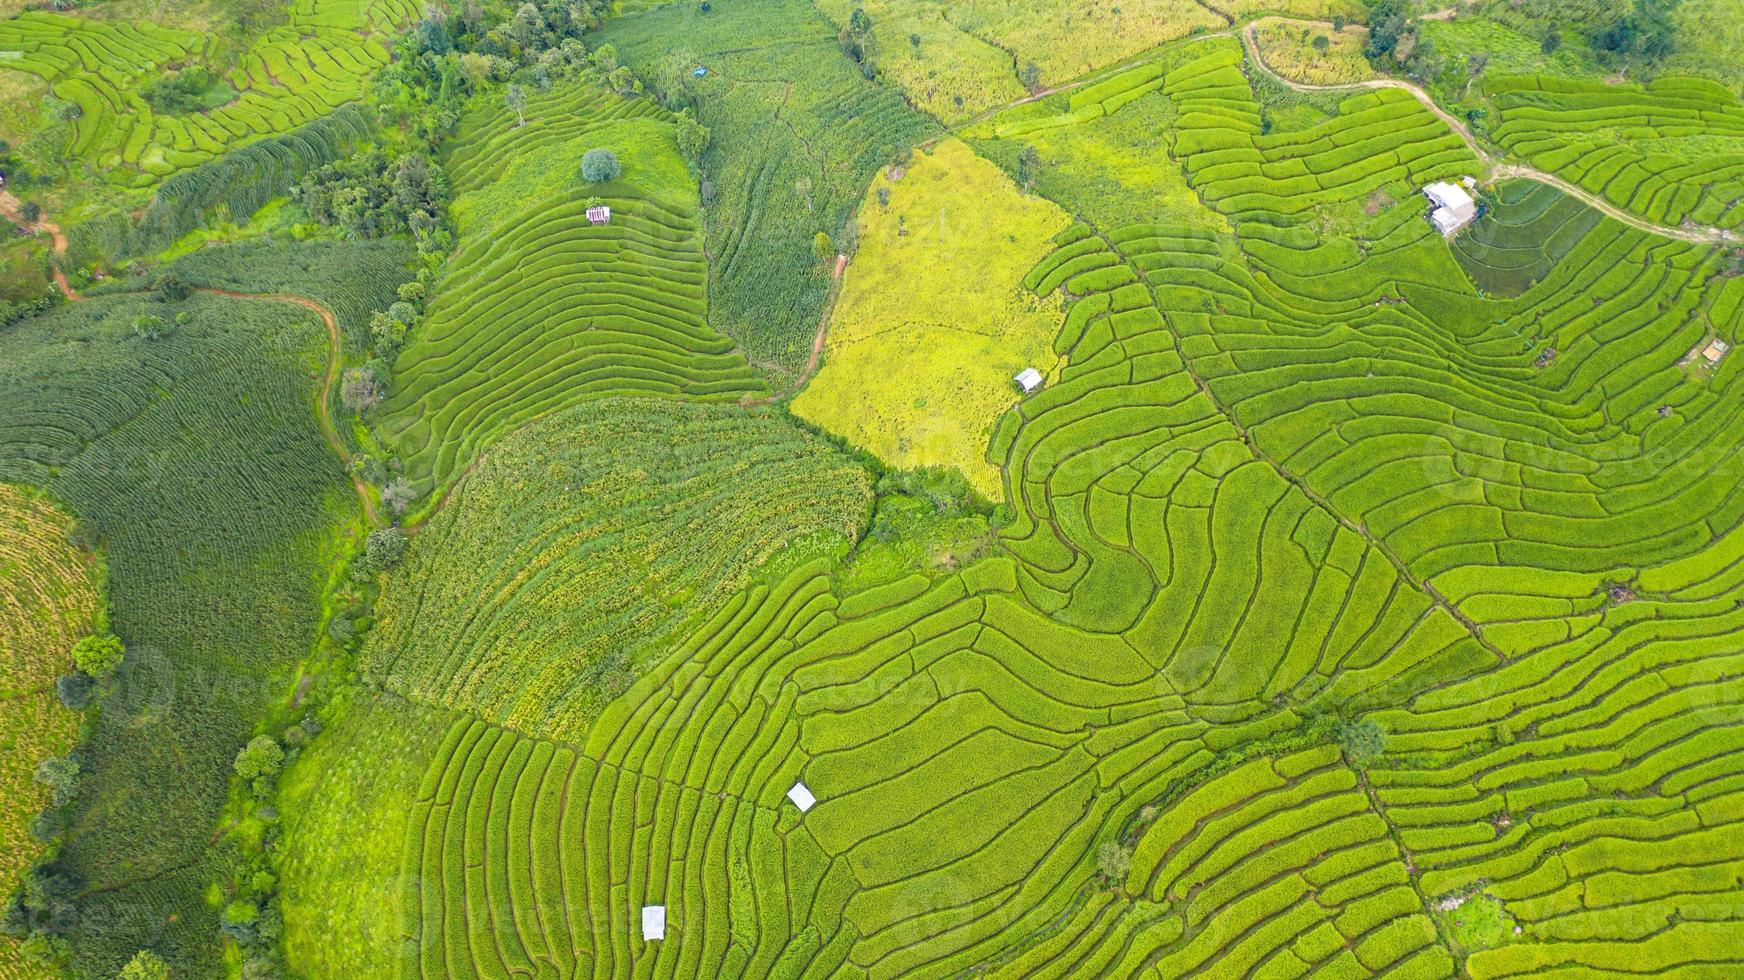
[1239,18,1739,246]
[0,189,79,298]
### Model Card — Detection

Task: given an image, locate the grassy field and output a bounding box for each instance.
[0,487,98,980]
[277,691,453,980]
[793,139,1069,499]
[816,0,1362,109]
[1252,18,1375,86]
[377,79,763,495]
[0,291,351,976]
[363,397,872,742]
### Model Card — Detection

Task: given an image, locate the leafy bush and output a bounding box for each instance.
[580,147,621,181]
[139,67,235,115]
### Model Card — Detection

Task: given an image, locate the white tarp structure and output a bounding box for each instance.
[642,905,666,940]
[1015,367,1044,393]
[787,781,817,812]
[1424,181,1478,237]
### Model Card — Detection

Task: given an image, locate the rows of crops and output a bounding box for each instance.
[247,21,1744,980]
[1487,74,1744,231]
[65,104,376,266]
[378,82,764,493]
[1164,40,1479,223]
[364,397,871,742]
[0,487,96,980]
[596,0,935,378]
[1450,180,1604,296]
[0,0,413,185]
[0,292,350,975]
[168,237,415,350]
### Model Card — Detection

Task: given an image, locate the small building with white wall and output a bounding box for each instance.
[642,905,665,940]
[1424,181,1478,237]
[1014,368,1044,394]
[787,781,816,813]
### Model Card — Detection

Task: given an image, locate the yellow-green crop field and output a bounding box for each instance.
[794,139,1068,499]
[1254,18,1376,86]
[6,0,1744,976]
[0,487,97,980]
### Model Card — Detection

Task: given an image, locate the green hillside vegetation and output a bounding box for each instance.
[1487,73,1744,231]
[276,691,453,979]
[596,0,935,380]
[363,397,872,742]
[377,80,763,494]
[0,0,415,190]
[4,0,1744,976]
[0,487,99,980]
[0,291,351,975]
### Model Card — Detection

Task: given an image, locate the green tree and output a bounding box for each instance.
[1016,145,1042,190]
[70,633,124,679]
[1364,0,1410,61]
[581,147,621,182]
[505,83,526,126]
[1020,61,1042,91]
[362,529,408,571]
[1594,0,1679,61]
[233,735,284,783]
[33,755,80,807]
[1312,34,1331,53]
[1336,717,1387,766]
[1096,840,1132,884]
[1541,27,1563,55]
[812,231,834,265]
[674,110,711,164]
[119,950,172,980]
[132,314,167,340]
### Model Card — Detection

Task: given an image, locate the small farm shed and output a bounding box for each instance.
[1423,181,1477,236]
[1703,339,1730,364]
[787,781,816,813]
[642,905,666,940]
[1015,368,1044,394]
[587,205,612,225]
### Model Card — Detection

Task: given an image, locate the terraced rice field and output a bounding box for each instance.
[596,0,935,378]
[0,0,415,185]
[0,5,1725,977]
[1487,74,1744,232]
[1451,180,1604,296]
[0,487,97,980]
[1166,40,1479,224]
[378,81,764,493]
[364,398,872,741]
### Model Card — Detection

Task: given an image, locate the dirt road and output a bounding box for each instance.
[1239,19,1738,246]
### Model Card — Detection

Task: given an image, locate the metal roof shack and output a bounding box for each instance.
[1014,368,1044,394]
[586,205,612,225]
[1703,339,1730,364]
[641,905,665,940]
[1423,181,1478,237]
